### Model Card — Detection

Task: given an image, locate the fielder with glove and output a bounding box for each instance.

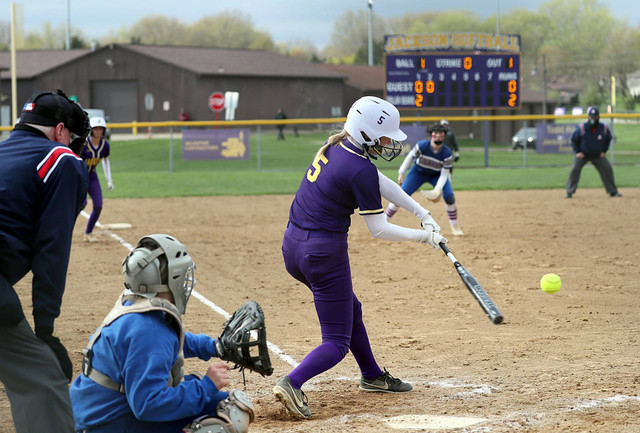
[385,122,464,236]
[70,234,259,433]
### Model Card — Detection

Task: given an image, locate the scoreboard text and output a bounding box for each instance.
[385,53,520,109]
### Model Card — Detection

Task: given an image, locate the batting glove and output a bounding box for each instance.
[421,187,442,202]
[420,212,441,233]
[453,151,460,162]
[422,230,448,249]
[107,181,114,191]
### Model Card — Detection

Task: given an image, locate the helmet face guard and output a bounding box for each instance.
[366,139,404,162]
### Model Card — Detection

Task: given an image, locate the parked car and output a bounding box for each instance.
[84,108,112,140]
[511,127,536,150]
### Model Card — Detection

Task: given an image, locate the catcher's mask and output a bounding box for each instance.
[122,234,196,315]
[343,96,406,162]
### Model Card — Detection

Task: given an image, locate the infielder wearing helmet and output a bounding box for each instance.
[386,122,464,236]
[274,96,447,419]
[80,115,114,242]
[70,234,256,433]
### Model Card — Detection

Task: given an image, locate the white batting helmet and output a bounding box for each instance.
[343,96,406,161]
[90,116,107,129]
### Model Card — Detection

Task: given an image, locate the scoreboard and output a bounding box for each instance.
[385,53,520,109]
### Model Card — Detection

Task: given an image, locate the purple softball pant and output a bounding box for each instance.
[82,171,103,234]
[281,222,382,388]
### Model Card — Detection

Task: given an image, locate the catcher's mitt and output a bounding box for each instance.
[216,300,273,377]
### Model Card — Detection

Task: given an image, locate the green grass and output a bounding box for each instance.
[103,124,640,198]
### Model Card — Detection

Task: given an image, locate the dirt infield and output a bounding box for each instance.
[2,188,639,432]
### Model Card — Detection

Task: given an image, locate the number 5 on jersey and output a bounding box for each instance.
[307,154,328,182]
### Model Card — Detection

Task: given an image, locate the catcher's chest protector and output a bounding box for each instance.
[82,293,186,393]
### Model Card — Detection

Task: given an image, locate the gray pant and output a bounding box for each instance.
[566,154,618,195]
[0,320,75,433]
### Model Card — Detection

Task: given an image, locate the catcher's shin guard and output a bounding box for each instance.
[182,390,254,433]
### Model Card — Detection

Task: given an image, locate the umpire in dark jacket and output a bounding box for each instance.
[565,107,621,198]
[0,90,90,432]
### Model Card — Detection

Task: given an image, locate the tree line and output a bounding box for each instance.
[1,0,639,109]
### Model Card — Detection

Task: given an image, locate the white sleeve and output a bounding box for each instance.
[101,157,112,184]
[378,170,430,220]
[434,167,450,191]
[364,212,428,242]
[398,145,418,175]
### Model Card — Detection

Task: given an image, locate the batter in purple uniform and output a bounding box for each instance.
[80,116,114,242]
[273,96,447,419]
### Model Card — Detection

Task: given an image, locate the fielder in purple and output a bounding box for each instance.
[274,97,447,419]
[80,116,114,242]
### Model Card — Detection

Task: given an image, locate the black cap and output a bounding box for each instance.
[588,107,599,118]
[19,89,89,137]
[427,122,446,134]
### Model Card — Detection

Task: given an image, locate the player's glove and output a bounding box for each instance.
[421,230,448,249]
[453,151,460,162]
[35,327,73,382]
[107,181,114,191]
[420,212,441,233]
[421,187,442,203]
[215,300,273,377]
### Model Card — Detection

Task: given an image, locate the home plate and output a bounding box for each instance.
[384,414,488,430]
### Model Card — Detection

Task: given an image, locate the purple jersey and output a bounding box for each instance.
[289,139,383,233]
[81,137,110,173]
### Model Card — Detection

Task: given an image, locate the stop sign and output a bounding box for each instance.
[208,92,225,113]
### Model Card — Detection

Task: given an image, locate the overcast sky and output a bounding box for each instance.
[6,0,639,49]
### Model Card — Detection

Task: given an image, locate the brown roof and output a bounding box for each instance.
[320,64,385,91]
[0,49,91,79]
[121,45,344,79]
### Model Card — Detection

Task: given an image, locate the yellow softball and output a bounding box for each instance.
[540,273,561,293]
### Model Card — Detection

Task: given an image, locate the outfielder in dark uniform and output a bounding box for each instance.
[273,96,447,419]
[0,90,90,433]
[565,107,621,198]
[440,119,460,162]
[80,116,114,242]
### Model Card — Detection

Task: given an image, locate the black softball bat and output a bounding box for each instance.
[439,242,504,325]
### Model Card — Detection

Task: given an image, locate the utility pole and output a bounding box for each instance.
[65,0,71,50]
[367,0,373,66]
[542,54,547,117]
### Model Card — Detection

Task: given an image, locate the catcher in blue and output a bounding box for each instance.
[274,96,447,419]
[70,234,270,433]
[385,122,464,236]
[80,116,114,242]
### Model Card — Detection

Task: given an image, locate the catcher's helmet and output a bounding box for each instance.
[344,96,406,161]
[122,234,196,314]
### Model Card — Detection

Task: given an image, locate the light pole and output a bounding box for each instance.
[65,0,71,50]
[367,0,373,66]
[532,53,547,117]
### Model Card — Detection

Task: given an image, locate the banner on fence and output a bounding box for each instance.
[182,129,250,160]
[535,123,575,154]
